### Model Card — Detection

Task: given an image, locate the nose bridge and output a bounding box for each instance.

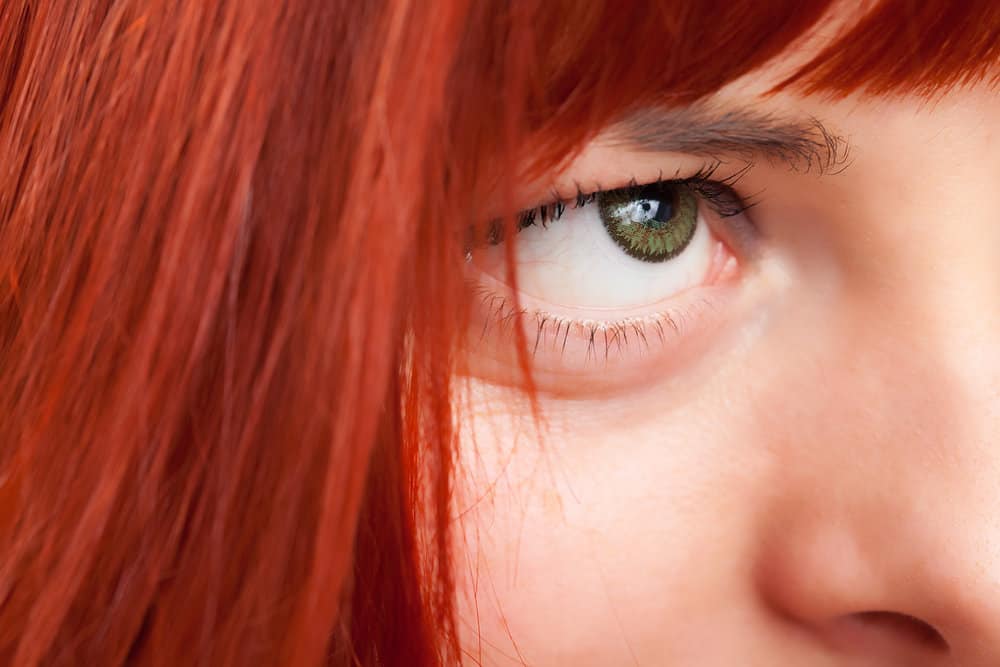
[828,161,1000,487]
[846,211,1000,481]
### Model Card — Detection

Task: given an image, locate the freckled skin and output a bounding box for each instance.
[453,46,1000,667]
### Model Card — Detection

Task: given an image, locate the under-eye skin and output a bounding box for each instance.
[599,182,698,262]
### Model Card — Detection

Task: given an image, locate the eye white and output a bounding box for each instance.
[619,199,661,224]
[501,201,714,311]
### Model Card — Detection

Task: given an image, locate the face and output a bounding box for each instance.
[452,14,1000,667]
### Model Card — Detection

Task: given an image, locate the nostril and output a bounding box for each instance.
[848,611,949,652]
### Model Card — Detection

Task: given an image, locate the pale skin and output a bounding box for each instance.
[452,19,1000,667]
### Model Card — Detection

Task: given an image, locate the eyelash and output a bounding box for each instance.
[476,287,701,362]
[487,160,755,244]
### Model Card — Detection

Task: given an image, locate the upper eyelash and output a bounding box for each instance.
[515,160,756,232]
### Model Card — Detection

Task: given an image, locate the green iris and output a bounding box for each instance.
[598,182,697,263]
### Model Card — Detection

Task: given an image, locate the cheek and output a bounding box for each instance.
[450,244,981,665]
[451,379,769,665]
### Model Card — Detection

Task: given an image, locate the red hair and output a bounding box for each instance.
[0,1,996,664]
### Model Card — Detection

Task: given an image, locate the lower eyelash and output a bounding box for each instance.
[478,290,707,364]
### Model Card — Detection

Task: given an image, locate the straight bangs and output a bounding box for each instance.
[453,0,1000,178]
[0,1,996,666]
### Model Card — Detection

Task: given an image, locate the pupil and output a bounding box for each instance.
[651,198,673,225]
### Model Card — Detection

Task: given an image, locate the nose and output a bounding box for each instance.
[756,502,1000,665]
[752,289,1000,666]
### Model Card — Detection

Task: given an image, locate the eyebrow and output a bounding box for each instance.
[609,106,850,174]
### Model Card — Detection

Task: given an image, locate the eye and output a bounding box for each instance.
[491,180,721,311]
[465,167,759,382]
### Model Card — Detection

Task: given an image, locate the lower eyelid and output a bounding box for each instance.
[459,281,741,395]
[473,254,727,320]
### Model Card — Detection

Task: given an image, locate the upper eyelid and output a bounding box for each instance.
[521,161,753,220]
[512,107,852,221]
